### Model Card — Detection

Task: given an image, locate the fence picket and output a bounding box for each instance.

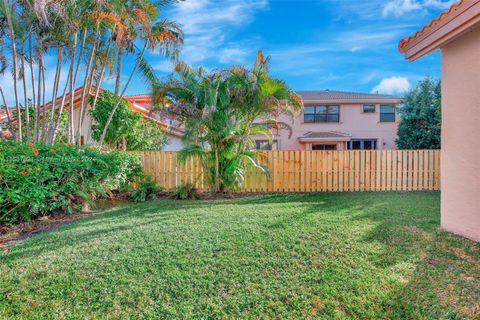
[137,150,441,193]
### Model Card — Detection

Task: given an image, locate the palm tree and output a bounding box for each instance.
[154,51,302,192]
[1,0,22,141]
[98,14,183,145]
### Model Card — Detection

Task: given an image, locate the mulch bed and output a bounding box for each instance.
[0,198,128,250]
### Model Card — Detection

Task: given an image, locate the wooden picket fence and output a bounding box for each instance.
[138,150,441,192]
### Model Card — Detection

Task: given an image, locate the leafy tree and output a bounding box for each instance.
[90,91,166,151]
[397,77,441,149]
[154,51,302,192]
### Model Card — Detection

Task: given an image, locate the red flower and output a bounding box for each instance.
[21,171,27,176]
[50,149,56,153]
[33,148,39,156]
[3,132,8,139]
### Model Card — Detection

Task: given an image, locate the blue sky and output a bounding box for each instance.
[142,0,455,96]
[0,0,456,105]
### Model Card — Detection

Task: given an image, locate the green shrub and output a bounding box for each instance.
[0,141,142,223]
[130,176,163,203]
[171,183,199,200]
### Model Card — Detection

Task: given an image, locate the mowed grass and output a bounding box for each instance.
[1,193,479,319]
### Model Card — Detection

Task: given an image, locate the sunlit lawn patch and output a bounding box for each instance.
[1,193,479,319]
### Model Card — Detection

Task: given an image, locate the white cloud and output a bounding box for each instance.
[167,0,267,65]
[218,48,249,64]
[383,0,421,17]
[382,0,456,17]
[372,77,411,94]
[423,0,457,9]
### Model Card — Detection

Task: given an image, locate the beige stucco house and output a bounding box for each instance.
[400,0,480,242]
[255,90,402,151]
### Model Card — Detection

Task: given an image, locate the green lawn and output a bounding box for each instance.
[1,193,479,319]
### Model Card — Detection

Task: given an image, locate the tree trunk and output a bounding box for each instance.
[21,52,31,142]
[40,63,46,141]
[115,48,124,96]
[46,46,63,143]
[75,31,97,145]
[50,66,72,144]
[99,43,147,145]
[29,35,37,143]
[35,47,43,143]
[4,0,22,142]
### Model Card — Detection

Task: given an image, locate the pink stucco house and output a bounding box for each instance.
[255,90,402,151]
[400,0,480,242]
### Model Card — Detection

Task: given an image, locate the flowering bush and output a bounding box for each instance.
[0,141,142,223]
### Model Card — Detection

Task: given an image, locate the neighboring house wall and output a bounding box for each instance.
[399,0,480,242]
[73,105,94,144]
[162,135,184,151]
[441,27,480,242]
[259,97,400,151]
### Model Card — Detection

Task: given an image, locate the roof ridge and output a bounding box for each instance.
[399,0,466,52]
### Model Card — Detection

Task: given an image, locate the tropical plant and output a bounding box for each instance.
[130,175,163,202]
[0,0,183,145]
[0,140,142,223]
[90,91,167,150]
[397,77,441,149]
[170,183,199,200]
[154,51,302,192]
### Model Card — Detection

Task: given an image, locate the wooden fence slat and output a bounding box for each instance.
[138,150,440,192]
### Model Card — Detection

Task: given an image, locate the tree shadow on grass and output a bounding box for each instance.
[350,194,480,319]
[3,193,412,261]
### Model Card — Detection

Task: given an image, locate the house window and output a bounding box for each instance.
[347,139,377,150]
[380,105,396,122]
[304,105,340,123]
[256,140,277,150]
[363,105,375,113]
[312,144,337,150]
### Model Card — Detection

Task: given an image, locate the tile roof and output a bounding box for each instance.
[297,90,402,101]
[0,109,13,122]
[301,131,352,139]
[399,0,465,53]
[124,94,153,101]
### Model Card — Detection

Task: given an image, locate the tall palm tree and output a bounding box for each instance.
[154,51,302,192]
[99,14,183,144]
[1,0,22,141]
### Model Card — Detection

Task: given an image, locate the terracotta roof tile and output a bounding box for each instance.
[399,0,465,52]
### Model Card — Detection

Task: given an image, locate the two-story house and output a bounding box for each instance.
[255,90,402,151]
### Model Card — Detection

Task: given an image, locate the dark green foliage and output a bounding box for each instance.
[90,91,167,151]
[171,183,199,200]
[0,140,142,223]
[397,78,441,149]
[130,176,163,203]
